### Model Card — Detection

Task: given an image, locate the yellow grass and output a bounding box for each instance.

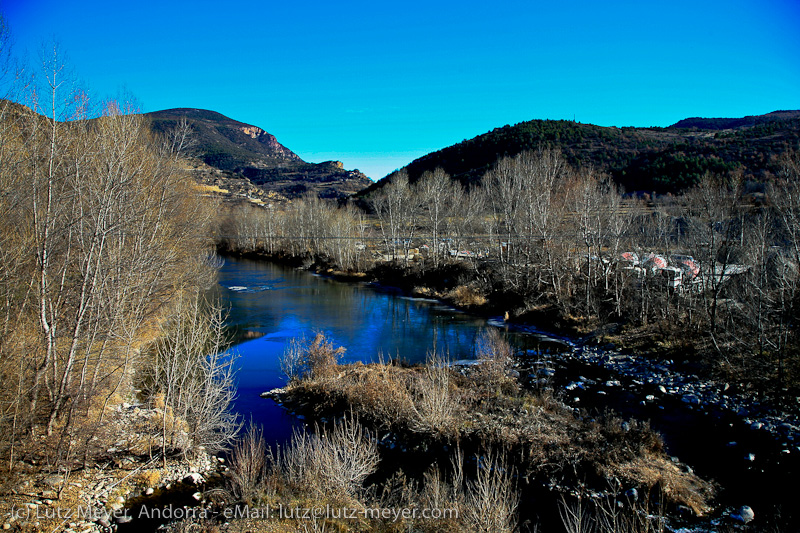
[194,184,230,194]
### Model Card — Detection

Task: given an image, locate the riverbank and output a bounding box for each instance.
[220,250,800,449]
[212,251,798,529]
[262,348,716,531]
[0,400,223,533]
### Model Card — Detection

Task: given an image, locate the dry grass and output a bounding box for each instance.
[272,332,714,530]
[446,285,488,307]
[283,359,714,516]
[194,184,230,194]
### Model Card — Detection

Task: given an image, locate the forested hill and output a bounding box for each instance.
[146,108,372,200]
[670,110,800,130]
[361,110,800,195]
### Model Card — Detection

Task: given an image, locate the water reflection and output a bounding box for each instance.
[214,257,492,443]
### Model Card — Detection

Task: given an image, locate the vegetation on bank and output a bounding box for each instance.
[221,148,800,396]
[0,27,238,521]
[161,331,713,533]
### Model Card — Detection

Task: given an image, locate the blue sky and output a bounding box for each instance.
[3,0,799,180]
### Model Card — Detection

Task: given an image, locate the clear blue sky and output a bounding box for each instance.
[3,0,799,180]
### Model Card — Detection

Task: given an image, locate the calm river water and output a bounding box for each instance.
[214,256,509,443]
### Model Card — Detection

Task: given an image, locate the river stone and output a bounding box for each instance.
[43,475,64,487]
[144,487,154,495]
[733,505,754,524]
[184,473,204,485]
[624,488,638,501]
[116,514,133,524]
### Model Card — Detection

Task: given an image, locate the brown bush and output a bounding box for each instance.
[281,332,346,382]
[447,285,488,308]
[471,329,517,394]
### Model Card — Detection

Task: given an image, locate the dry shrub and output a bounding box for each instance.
[472,329,517,393]
[230,423,270,504]
[282,332,346,382]
[560,486,668,533]
[415,448,518,533]
[411,356,460,434]
[412,286,434,297]
[280,414,378,499]
[559,496,595,533]
[133,470,162,490]
[447,285,487,307]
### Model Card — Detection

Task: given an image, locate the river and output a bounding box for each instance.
[215,256,798,528]
[214,256,525,444]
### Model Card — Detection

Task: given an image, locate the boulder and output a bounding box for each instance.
[732,505,754,524]
[43,475,64,487]
[183,473,204,485]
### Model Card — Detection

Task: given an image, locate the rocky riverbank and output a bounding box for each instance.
[0,402,224,533]
[509,335,800,452]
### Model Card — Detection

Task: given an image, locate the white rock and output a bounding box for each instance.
[144,488,154,495]
[732,505,754,524]
[192,491,202,501]
[183,473,204,485]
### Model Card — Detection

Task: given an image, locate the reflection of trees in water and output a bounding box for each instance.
[218,259,496,366]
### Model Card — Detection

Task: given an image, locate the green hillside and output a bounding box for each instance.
[362,111,800,195]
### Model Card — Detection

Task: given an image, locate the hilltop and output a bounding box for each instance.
[146,108,372,202]
[360,110,800,196]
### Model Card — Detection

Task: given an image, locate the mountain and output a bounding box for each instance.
[146,108,372,202]
[360,110,800,196]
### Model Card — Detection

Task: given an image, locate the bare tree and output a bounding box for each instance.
[373,170,418,264]
[682,173,745,352]
[145,294,239,462]
[417,167,454,268]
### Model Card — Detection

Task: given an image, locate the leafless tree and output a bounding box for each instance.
[417,167,455,268]
[373,170,418,264]
[144,294,239,462]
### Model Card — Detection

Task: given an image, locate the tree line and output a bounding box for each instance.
[225,147,800,390]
